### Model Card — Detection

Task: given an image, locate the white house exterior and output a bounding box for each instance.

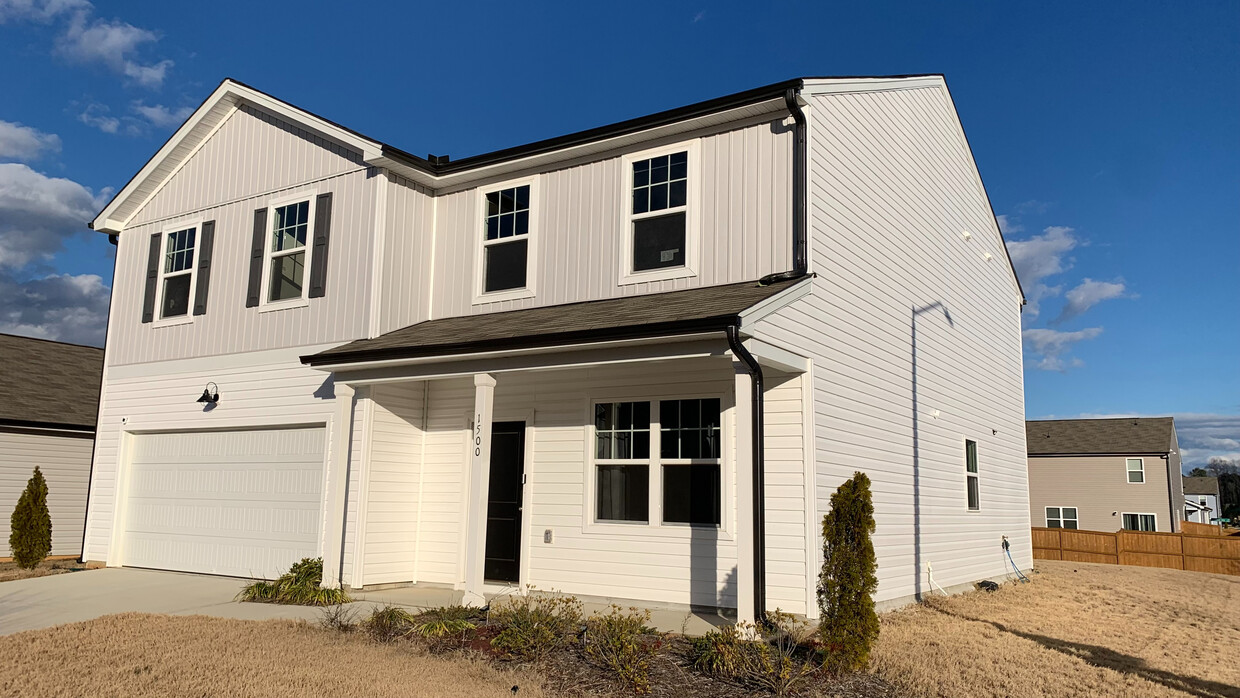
[83,75,1030,622]
[1183,477,1220,524]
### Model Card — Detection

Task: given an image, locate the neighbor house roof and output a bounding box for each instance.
[1183,476,1220,497]
[1026,418,1176,456]
[0,334,104,430]
[303,277,808,367]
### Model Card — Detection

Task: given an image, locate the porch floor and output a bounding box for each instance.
[351,585,732,636]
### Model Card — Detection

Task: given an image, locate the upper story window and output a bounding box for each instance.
[1126,458,1145,484]
[475,179,537,303]
[267,200,311,303]
[621,143,698,285]
[158,226,197,319]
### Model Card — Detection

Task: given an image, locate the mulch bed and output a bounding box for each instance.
[0,559,92,583]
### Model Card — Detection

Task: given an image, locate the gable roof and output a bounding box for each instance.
[1183,476,1220,496]
[303,277,808,368]
[91,75,946,234]
[0,334,104,430]
[1026,418,1177,456]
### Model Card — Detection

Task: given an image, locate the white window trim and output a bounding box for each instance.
[582,388,733,538]
[1121,512,1158,532]
[258,190,317,311]
[964,438,981,512]
[1044,506,1078,529]
[1125,457,1145,484]
[151,219,203,328]
[472,175,539,304]
[618,140,701,286]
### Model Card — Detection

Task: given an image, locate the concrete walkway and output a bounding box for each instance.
[1,568,732,636]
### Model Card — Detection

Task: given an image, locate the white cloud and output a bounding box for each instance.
[0,0,89,23]
[0,120,62,161]
[996,214,1023,235]
[1022,327,1102,371]
[56,11,172,87]
[131,101,192,128]
[0,162,102,268]
[77,102,120,133]
[1054,278,1132,324]
[1005,225,1079,319]
[0,270,109,345]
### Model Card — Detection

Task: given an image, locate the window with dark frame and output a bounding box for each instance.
[1122,513,1156,532]
[269,200,310,302]
[1045,507,1078,529]
[660,398,721,525]
[630,151,687,272]
[160,226,196,318]
[483,185,530,293]
[594,402,650,523]
[965,440,980,511]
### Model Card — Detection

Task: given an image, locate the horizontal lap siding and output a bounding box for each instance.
[359,383,425,585]
[0,430,93,557]
[762,372,810,614]
[1028,455,1176,533]
[82,347,345,564]
[753,84,1029,603]
[425,119,792,319]
[416,378,473,585]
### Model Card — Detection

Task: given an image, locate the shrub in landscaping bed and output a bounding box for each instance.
[488,593,583,660]
[237,558,351,606]
[411,605,485,641]
[690,612,819,695]
[363,605,419,642]
[9,466,52,570]
[582,606,660,694]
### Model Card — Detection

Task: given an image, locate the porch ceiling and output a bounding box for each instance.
[301,277,808,369]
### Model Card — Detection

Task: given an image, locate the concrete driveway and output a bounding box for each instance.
[0,568,334,635]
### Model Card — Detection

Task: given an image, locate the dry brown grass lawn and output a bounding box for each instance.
[0,559,90,583]
[872,560,1240,698]
[0,613,547,698]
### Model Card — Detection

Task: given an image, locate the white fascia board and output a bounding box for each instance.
[741,337,809,374]
[801,75,946,95]
[94,80,382,233]
[313,332,725,375]
[737,276,813,327]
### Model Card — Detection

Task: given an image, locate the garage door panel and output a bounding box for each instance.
[122,427,325,579]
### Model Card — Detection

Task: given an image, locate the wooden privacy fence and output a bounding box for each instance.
[1180,520,1228,537]
[1031,526,1240,576]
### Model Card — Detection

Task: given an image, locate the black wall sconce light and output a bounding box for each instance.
[197,382,220,405]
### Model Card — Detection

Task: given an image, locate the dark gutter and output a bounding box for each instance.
[1028,452,1172,458]
[760,86,808,285]
[0,418,96,434]
[726,325,766,621]
[1165,455,1178,533]
[301,315,743,367]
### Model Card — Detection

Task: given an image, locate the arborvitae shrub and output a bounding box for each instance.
[817,471,878,673]
[9,466,52,569]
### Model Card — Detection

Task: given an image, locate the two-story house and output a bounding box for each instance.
[84,75,1030,623]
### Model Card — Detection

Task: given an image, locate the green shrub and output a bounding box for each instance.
[237,557,351,606]
[489,593,582,660]
[817,471,879,673]
[364,605,417,642]
[410,605,484,639]
[9,467,52,570]
[690,613,818,695]
[583,606,658,694]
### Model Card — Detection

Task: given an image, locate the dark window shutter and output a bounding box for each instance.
[308,192,333,299]
[246,208,267,308]
[141,232,161,323]
[192,220,215,316]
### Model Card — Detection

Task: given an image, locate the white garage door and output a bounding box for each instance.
[122,426,326,579]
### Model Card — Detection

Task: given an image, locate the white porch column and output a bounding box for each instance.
[463,373,496,606]
[323,381,356,589]
[733,362,756,628]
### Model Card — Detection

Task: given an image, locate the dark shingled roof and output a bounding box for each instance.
[1026,417,1176,456]
[304,278,807,367]
[1183,476,1220,496]
[0,334,104,430]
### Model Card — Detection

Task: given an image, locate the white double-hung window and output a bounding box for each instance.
[265,197,314,304]
[621,143,699,284]
[157,225,197,320]
[1045,507,1078,529]
[1126,458,1145,484]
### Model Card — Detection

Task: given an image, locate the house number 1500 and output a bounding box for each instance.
[474,414,483,457]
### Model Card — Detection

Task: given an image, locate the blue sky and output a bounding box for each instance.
[1,0,1236,467]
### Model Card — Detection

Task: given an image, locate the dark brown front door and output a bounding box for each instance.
[484,421,525,583]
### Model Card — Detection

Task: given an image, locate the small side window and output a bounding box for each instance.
[965,440,980,511]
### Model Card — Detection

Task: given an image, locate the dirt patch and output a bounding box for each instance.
[0,559,91,583]
[871,560,1240,697]
[0,613,547,698]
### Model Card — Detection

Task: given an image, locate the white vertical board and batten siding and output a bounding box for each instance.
[374,175,436,335]
[0,430,93,557]
[385,118,792,322]
[751,83,1029,603]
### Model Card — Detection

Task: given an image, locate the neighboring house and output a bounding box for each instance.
[1027,418,1184,533]
[1,334,104,559]
[82,74,1030,623]
[1183,476,1220,524]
